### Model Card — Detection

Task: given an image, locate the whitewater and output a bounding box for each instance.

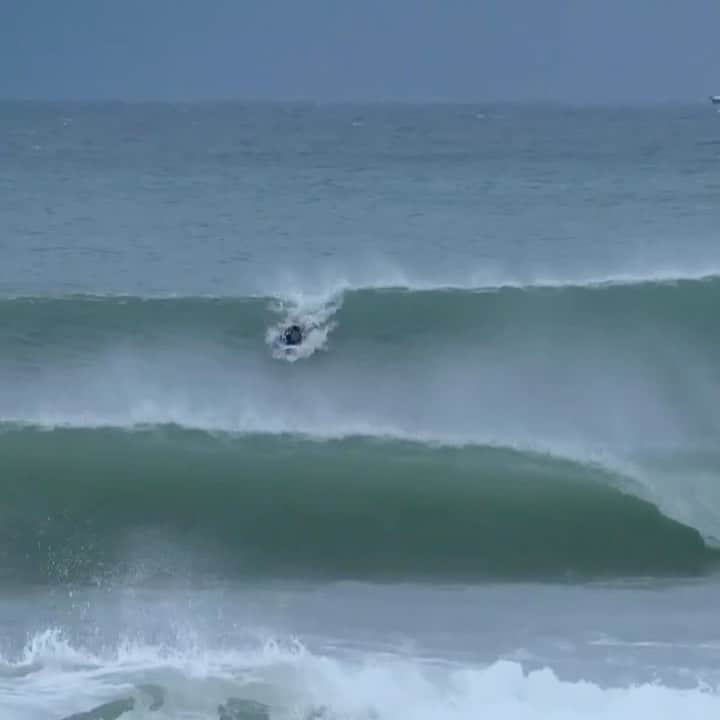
[2,101,720,718]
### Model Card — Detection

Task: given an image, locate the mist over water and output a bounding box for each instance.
[3,277,720,545]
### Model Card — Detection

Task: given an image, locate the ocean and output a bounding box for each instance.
[1,101,720,718]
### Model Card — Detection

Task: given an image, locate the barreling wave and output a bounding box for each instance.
[0,425,715,584]
[3,273,720,583]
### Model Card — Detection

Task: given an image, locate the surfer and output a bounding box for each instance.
[282,324,303,346]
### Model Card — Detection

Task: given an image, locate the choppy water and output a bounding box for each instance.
[1,101,720,718]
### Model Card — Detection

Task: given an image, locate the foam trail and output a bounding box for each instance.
[1,631,719,720]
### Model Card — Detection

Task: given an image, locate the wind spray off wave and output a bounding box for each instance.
[3,273,720,556]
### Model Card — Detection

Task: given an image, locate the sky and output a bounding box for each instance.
[1,0,719,103]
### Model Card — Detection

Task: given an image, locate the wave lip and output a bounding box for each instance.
[0,426,715,584]
[2,265,720,300]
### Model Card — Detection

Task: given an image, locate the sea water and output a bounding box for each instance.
[1,102,720,718]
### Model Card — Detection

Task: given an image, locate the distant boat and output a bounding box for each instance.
[711,96,720,104]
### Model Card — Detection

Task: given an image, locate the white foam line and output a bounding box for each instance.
[3,631,720,720]
[0,414,628,494]
[1,268,719,303]
[0,414,595,454]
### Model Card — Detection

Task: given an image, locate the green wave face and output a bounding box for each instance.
[0,426,713,584]
[2,277,719,584]
[1,275,719,355]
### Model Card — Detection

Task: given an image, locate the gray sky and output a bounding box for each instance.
[1,0,718,103]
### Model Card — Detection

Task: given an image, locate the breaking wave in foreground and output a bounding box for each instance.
[1,630,718,720]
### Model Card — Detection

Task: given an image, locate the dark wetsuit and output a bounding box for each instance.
[283,325,303,346]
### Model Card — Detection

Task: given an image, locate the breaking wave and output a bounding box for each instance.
[0,426,715,583]
[3,273,720,582]
[1,629,719,720]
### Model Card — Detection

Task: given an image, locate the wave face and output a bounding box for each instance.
[2,274,720,358]
[3,275,720,582]
[0,426,714,583]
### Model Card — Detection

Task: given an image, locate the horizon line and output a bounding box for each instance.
[0,96,713,108]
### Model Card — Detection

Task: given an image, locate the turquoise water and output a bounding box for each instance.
[2,102,720,718]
